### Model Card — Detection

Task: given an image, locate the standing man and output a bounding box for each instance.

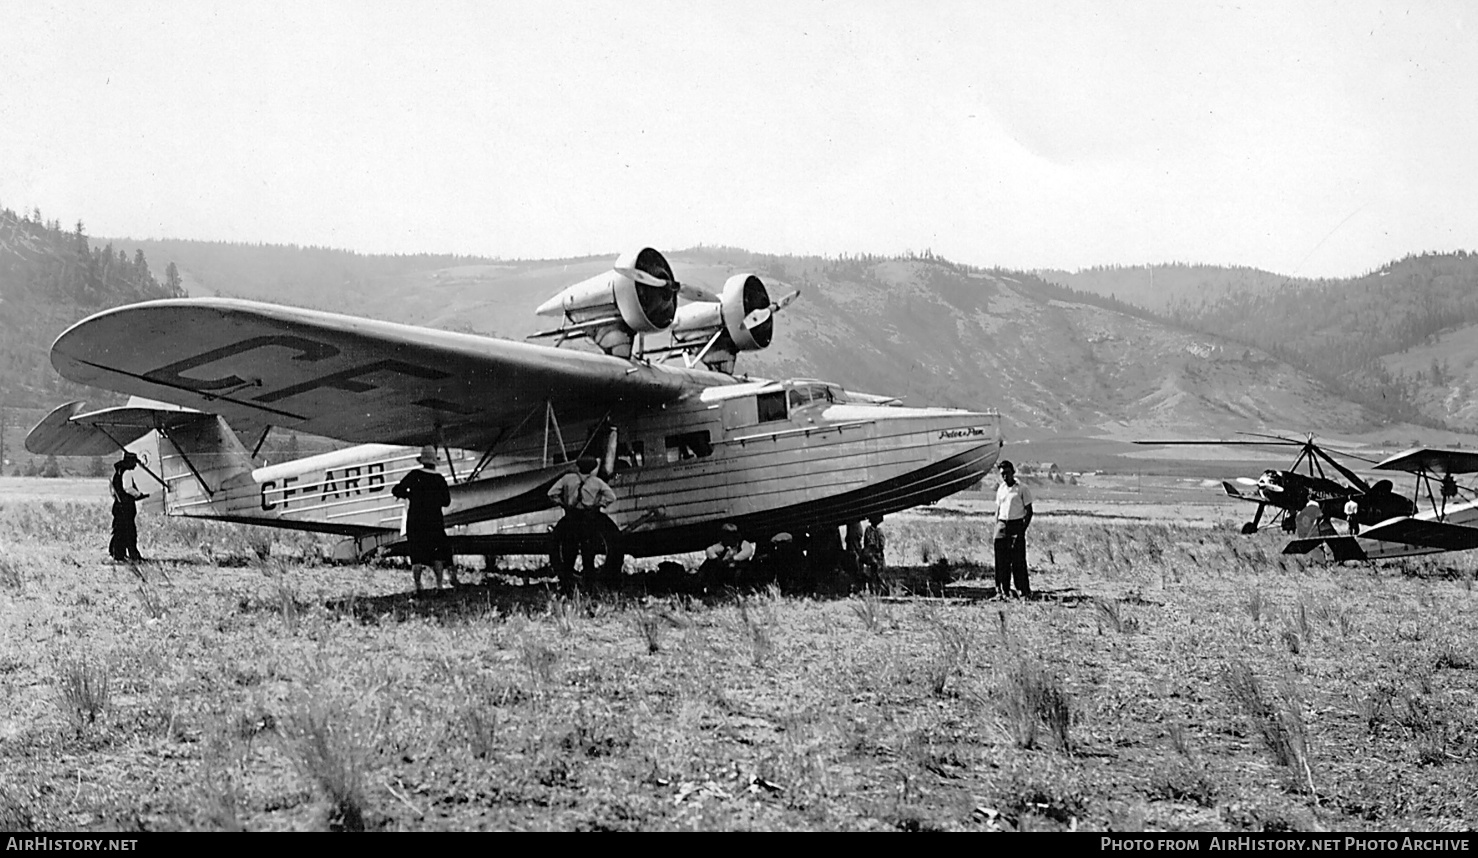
[109,451,148,562]
[859,515,887,581]
[547,455,618,582]
[1343,497,1360,535]
[993,460,1034,599]
[392,445,457,592]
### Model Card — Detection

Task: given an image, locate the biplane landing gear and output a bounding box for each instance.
[1241,522,1259,535]
[549,514,625,589]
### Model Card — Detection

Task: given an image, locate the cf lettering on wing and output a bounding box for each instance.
[144,337,451,403]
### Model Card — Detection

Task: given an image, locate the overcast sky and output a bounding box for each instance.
[2,0,1474,277]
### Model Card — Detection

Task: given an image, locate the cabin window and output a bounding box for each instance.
[756,391,787,422]
[615,440,644,471]
[665,430,713,462]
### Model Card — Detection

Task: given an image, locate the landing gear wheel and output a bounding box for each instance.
[549,514,625,589]
[1241,522,1258,535]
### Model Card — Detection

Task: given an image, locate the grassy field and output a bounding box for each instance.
[2,483,1477,832]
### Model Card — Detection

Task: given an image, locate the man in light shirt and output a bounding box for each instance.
[1344,497,1360,535]
[994,460,1034,598]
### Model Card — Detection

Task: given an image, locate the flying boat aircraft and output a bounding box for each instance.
[1133,434,1415,534]
[27,247,1002,577]
[1281,447,1478,561]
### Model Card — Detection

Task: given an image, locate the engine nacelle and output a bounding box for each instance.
[534,247,679,358]
[670,274,776,372]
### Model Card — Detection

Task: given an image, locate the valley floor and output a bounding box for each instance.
[2,489,1476,831]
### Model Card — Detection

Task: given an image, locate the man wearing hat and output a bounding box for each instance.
[547,455,618,581]
[993,459,1034,598]
[109,451,149,562]
[392,445,457,591]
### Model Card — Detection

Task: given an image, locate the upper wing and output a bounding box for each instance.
[1374,447,1478,476]
[50,298,733,449]
[1358,517,1478,552]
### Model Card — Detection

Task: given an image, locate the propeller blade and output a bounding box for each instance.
[1235,477,1259,486]
[615,265,675,289]
[773,288,801,311]
[742,307,772,329]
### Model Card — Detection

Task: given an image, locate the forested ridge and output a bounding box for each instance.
[1042,254,1478,430]
[1157,253,1478,429]
[0,206,189,473]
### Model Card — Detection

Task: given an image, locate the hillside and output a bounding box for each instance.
[92,239,1409,441]
[11,214,1478,477]
[0,208,189,475]
[1041,253,1478,431]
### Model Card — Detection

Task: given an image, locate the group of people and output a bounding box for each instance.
[104,445,1037,599]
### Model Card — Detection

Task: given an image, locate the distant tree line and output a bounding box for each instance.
[0,204,186,412]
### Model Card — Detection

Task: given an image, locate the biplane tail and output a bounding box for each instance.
[25,398,257,514]
[1281,535,1369,562]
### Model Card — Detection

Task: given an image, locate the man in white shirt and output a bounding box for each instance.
[701,522,756,582]
[1343,497,1360,535]
[993,460,1034,598]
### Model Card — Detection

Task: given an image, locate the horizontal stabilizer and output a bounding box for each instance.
[1281,536,1368,562]
[1359,517,1478,551]
[26,400,209,457]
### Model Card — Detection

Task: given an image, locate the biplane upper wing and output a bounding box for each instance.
[1374,448,1478,475]
[50,298,731,450]
[1356,517,1478,552]
[26,399,212,457]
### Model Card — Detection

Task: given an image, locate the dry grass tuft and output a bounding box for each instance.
[633,610,663,654]
[739,597,776,665]
[1222,661,1315,794]
[996,660,1072,753]
[924,619,972,697]
[520,635,560,686]
[0,554,21,590]
[1245,589,1269,623]
[850,589,889,634]
[55,658,112,729]
[135,581,167,619]
[284,697,381,831]
[1094,598,1140,634]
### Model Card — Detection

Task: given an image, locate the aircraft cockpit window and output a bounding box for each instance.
[665,430,713,462]
[757,391,787,422]
[787,384,835,410]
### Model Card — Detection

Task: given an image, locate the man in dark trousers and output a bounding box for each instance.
[993,459,1034,599]
[393,445,457,592]
[547,455,617,583]
[109,451,148,562]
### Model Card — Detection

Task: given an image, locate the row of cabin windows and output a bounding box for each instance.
[609,432,713,470]
[597,386,839,470]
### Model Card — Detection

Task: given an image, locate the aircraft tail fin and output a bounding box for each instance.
[24,397,257,514]
[154,410,257,514]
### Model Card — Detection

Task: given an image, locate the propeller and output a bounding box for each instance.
[615,264,719,303]
[741,288,801,331]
